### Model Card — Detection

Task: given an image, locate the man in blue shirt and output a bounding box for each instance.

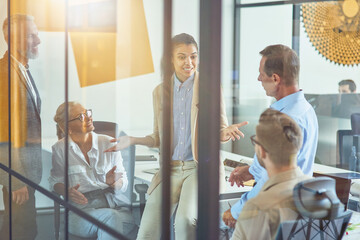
[222,44,319,227]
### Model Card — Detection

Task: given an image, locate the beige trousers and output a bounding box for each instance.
[137,160,198,240]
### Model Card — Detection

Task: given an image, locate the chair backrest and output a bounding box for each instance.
[351,113,360,135]
[92,121,135,205]
[293,177,343,219]
[118,130,136,205]
[313,172,354,210]
[93,121,118,138]
[276,177,352,240]
[336,113,360,169]
[337,129,353,168]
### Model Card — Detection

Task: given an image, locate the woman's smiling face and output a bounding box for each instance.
[172,43,198,82]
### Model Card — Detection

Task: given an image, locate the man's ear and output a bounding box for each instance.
[272,73,281,85]
[259,145,267,159]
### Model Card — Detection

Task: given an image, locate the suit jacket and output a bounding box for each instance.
[146,71,228,194]
[0,52,42,190]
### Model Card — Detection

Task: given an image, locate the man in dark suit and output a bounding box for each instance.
[0,14,42,240]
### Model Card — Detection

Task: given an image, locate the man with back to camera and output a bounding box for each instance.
[232,108,311,239]
[222,44,319,228]
[338,79,356,93]
[0,14,42,240]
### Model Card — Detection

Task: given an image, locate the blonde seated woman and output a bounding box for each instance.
[49,102,138,240]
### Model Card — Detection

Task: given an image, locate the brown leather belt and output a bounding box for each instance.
[170,160,195,166]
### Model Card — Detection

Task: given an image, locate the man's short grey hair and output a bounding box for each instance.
[259,44,300,86]
[2,14,35,42]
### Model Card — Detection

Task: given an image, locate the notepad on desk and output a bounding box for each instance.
[223,158,249,172]
[223,158,249,168]
[243,179,255,187]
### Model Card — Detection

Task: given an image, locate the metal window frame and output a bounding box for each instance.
[161,0,173,239]
[235,0,334,8]
[197,0,222,239]
[6,0,12,239]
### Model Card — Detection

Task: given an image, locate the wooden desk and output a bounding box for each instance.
[313,172,352,209]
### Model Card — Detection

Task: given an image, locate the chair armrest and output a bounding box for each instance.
[135,184,149,195]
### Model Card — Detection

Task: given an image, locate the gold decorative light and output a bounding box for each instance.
[302,0,360,66]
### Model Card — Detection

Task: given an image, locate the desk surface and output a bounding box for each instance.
[134,148,255,194]
[344,210,360,239]
[134,149,360,195]
[134,157,253,194]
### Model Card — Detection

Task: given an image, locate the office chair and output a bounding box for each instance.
[337,113,360,169]
[53,121,148,240]
[337,129,353,169]
[276,177,352,240]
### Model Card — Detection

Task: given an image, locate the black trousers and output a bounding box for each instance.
[0,186,37,240]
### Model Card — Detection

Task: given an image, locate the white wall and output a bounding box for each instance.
[239,5,293,102]
[235,4,360,98]
[299,25,360,94]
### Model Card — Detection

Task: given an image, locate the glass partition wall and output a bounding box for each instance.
[0,0,224,239]
[1,0,355,239]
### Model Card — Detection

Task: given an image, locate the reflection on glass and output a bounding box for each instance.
[50,102,138,239]
[0,14,42,240]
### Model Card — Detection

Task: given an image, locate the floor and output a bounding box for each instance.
[0,206,141,240]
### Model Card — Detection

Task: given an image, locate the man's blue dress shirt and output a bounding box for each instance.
[230,90,319,219]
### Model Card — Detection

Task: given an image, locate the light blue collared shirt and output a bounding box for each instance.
[230,90,319,219]
[172,74,194,161]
